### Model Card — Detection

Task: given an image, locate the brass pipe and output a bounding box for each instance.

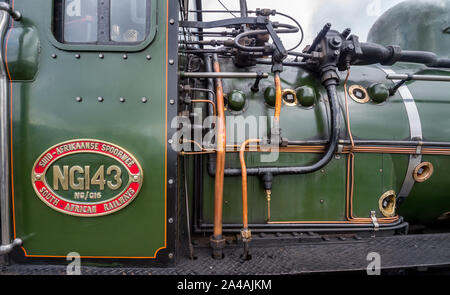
[212,56,226,243]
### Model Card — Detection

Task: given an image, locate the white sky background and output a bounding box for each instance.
[191,0,407,49]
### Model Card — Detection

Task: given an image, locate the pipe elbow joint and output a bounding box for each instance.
[0,238,23,255]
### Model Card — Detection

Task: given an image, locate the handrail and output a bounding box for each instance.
[0,3,21,21]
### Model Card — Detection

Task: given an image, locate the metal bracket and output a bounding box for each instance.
[0,3,21,21]
[415,140,423,157]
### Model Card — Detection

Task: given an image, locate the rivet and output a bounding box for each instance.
[141,97,148,103]
[169,19,175,25]
[146,55,152,60]
[168,178,174,184]
[379,169,383,173]
[119,97,126,103]
[51,53,57,59]
[75,54,80,59]
[99,53,104,59]
[169,59,174,65]
[168,253,174,259]
[168,139,173,144]
[169,99,175,105]
[168,217,174,224]
[320,199,324,204]
[75,97,82,102]
[335,154,341,159]
[123,54,128,60]
[98,97,104,102]
[321,169,325,173]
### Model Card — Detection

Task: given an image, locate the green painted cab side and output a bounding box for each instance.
[368,0,450,58]
[5,25,40,81]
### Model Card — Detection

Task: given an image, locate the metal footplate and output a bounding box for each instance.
[1,233,449,275]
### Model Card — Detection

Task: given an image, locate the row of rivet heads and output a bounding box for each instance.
[75,97,176,105]
[51,53,152,60]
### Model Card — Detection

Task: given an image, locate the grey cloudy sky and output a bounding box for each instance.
[195,0,407,48]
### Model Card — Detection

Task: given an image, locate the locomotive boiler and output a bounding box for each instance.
[0,0,449,274]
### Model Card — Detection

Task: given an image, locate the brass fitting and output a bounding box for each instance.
[378,190,397,218]
[265,189,272,222]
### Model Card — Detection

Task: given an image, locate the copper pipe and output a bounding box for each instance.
[190,99,217,117]
[345,152,398,223]
[212,56,226,240]
[239,139,261,229]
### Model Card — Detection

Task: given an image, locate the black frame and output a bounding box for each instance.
[53,0,152,45]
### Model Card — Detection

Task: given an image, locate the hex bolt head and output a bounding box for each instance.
[97,97,104,102]
[169,99,175,105]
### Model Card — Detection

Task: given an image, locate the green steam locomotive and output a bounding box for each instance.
[0,0,449,274]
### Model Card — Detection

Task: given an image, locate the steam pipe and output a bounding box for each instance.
[180,72,269,79]
[0,11,22,256]
[0,3,21,21]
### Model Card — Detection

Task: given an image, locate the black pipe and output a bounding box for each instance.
[431,58,450,68]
